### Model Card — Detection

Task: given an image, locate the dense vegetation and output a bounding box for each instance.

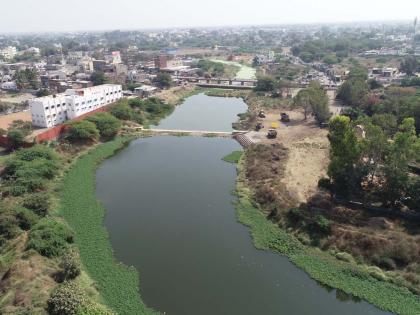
[110,97,174,126]
[0,145,114,314]
[0,91,181,313]
[196,59,239,78]
[59,137,156,315]
[235,152,420,315]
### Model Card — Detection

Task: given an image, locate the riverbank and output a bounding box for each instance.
[59,136,157,315]
[234,153,420,315]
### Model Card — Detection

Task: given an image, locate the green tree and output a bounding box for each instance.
[22,193,51,216]
[255,76,276,92]
[28,219,74,257]
[86,112,121,138]
[58,249,81,281]
[327,115,362,195]
[154,72,172,89]
[36,88,50,97]
[90,71,107,86]
[14,68,39,90]
[400,56,418,76]
[293,89,311,119]
[337,78,369,106]
[293,81,330,123]
[65,120,99,142]
[323,54,338,65]
[110,103,134,120]
[6,129,25,150]
[47,282,85,315]
[382,118,419,205]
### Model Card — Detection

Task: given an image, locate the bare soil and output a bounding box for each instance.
[248,109,330,204]
[0,111,32,130]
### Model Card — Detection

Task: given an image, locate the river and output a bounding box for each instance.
[96,94,389,315]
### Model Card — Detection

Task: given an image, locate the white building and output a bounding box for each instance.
[29,84,122,128]
[0,46,17,61]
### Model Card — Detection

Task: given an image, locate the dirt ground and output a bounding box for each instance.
[155,85,196,105]
[248,109,329,204]
[0,93,33,104]
[0,111,32,130]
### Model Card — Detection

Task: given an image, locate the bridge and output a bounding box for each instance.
[130,127,247,136]
[176,76,257,89]
[127,127,254,146]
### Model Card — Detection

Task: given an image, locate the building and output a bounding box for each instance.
[105,51,122,64]
[29,84,122,128]
[0,46,17,61]
[154,55,168,69]
[92,60,107,72]
[134,85,157,98]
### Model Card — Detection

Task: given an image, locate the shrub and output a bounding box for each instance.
[287,208,305,224]
[3,146,60,194]
[15,145,59,162]
[47,282,86,315]
[318,178,332,190]
[6,185,28,196]
[6,129,25,150]
[110,103,134,120]
[336,252,356,263]
[22,193,51,216]
[77,301,115,315]
[15,206,39,230]
[0,215,20,239]
[65,120,99,142]
[312,215,331,235]
[58,249,81,281]
[86,112,121,138]
[27,219,74,257]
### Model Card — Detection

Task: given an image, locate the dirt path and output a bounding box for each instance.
[249,109,330,204]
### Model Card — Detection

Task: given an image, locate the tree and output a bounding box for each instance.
[327,115,362,195]
[58,249,81,281]
[90,71,107,86]
[154,72,172,89]
[254,76,276,92]
[323,54,338,65]
[13,68,39,90]
[382,118,419,205]
[110,103,134,120]
[22,193,51,216]
[293,90,311,120]
[65,120,99,142]
[400,56,418,76]
[36,89,50,97]
[337,78,369,106]
[47,282,85,315]
[86,112,121,138]
[27,219,74,257]
[293,81,330,123]
[6,130,25,150]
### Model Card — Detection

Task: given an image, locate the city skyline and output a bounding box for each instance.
[1,0,420,33]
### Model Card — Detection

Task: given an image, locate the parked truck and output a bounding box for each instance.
[267,129,277,139]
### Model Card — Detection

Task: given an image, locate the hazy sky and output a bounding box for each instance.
[2,0,420,33]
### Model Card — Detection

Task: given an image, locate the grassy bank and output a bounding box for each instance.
[59,136,157,315]
[222,151,243,163]
[235,157,420,315]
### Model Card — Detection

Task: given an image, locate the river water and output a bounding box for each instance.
[96,94,389,315]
